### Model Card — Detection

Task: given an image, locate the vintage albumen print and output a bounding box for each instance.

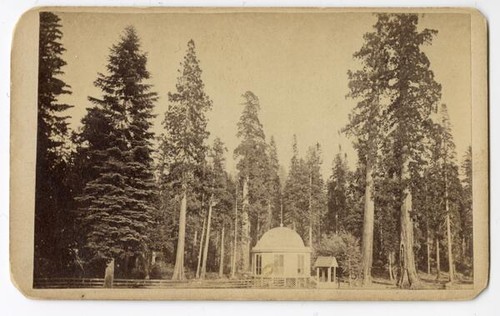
[10,7,488,300]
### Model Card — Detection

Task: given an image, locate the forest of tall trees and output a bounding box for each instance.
[34,12,474,289]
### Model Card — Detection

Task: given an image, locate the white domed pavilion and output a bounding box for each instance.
[251,226,311,278]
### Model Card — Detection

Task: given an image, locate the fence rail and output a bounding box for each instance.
[34,277,315,289]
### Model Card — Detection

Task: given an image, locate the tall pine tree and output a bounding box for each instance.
[266,136,282,230]
[75,26,158,278]
[305,143,326,247]
[233,91,269,272]
[346,14,442,288]
[326,150,350,235]
[282,135,309,238]
[382,14,442,288]
[460,146,473,275]
[425,104,463,282]
[344,14,391,285]
[35,12,73,278]
[161,40,213,280]
[200,138,235,278]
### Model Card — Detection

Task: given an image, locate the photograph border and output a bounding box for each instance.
[10,6,489,300]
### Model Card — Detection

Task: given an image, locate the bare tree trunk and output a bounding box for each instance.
[267,201,272,231]
[348,258,352,287]
[193,230,198,258]
[361,159,375,286]
[219,224,225,278]
[388,251,394,282]
[446,213,454,282]
[443,120,454,283]
[398,150,421,288]
[196,213,206,278]
[461,237,466,262]
[445,176,454,283]
[436,237,441,280]
[426,221,431,275]
[231,186,238,278]
[143,252,151,280]
[308,173,313,247]
[241,177,251,272]
[201,195,214,279]
[172,187,187,280]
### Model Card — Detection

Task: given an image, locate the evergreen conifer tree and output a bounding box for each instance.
[282,135,310,238]
[460,146,473,270]
[344,14,391,285]
[35,12,73,278]
[377,14,441,288]
[161,40,213,280]
[326,151,350,234]
[233,91,269,272]
[75,26,158,278]
[305,143,326,247]
[266,136,282,229]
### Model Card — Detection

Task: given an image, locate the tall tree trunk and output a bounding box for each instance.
[267,201,272,231]
[308,173,313,247]
[335,213,338,234]
[445,176,454,283]
[443,118,454,283]
[196,213,206,278]
[348,258,352,287]
[241,177,251,272]
[388,251,395,282]
[426,221,431,275]
[436,237,441,280]
[231,186,238,278]
[461,237,466,262]
[193,230,198,258]
[398,150,420,288]
[446,213,454,282]
[425,181,431,275]
[172,187,187,280]
[361,158,375,286]
[201,195,214,279]
[219,224,225,278]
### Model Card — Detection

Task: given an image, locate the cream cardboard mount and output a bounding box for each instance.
[10,7,489,300]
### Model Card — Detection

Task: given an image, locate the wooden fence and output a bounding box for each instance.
[34,277,316,289]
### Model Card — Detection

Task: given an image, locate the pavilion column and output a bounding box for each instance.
[333,267,337,283]
[328,267,332,283]
[252,253,254,275]
[316,268,319,283]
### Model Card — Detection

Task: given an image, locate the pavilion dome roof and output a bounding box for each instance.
[252,226,311,253]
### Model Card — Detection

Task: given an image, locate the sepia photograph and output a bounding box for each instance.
[9,7,488,300]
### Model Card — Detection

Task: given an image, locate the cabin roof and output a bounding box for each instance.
[314,256,339,268]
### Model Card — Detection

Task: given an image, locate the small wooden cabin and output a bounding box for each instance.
[314,256,339,284]
[251,226,311,278]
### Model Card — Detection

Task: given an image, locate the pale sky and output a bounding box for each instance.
[55,11,471,179]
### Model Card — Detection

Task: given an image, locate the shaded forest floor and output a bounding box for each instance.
[336,271,474,290]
